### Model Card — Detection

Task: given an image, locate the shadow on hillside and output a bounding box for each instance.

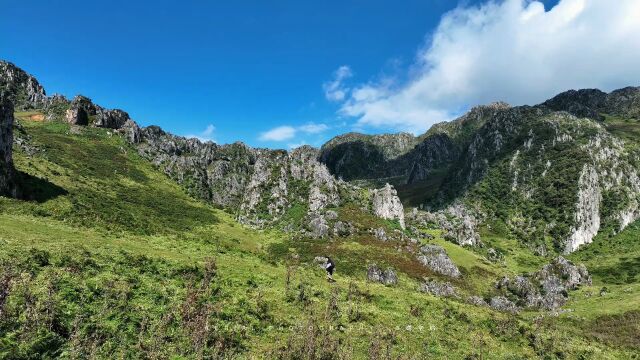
[17,171,68,203]
[590,256,640,285]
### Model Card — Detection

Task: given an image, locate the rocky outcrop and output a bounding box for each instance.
[565,165,601,253]
[129,127,350,229]
[333,221,354,237]
[489,296,519,313]
[0,91,17,197]
[496,257,591,310]
[371,183,405,229]
[406,205,480,246]
[542,87,640,120]
[64,95,131,129]
[367,264,398,286]
[416,245,461,278]
[0,61,47,110]
[419,279,457,298]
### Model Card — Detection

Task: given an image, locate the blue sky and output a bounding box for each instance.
[3,0,639,149]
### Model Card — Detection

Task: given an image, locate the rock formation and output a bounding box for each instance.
[0,61,47,110]
[0,91,17,197]
[416,244,461,278]
[496,257,591,310]
[419,279,457,298]
[371,183,405,229]
[367,264,398,286]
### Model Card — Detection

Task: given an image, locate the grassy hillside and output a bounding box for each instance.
[0,116,638,359]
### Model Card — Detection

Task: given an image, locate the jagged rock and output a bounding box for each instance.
[0,61,47,110]
[407,205,480,246]
[45,94,70,120]
[371,183,405,229]
[371,227,387,241]
[489,296,519,313]
[419,279,457,298]
[95,109,130,129]
[63,95,131,129]
[65,107,89,126]
[367,264,398,286]
[441,204,481,246]
[565,165,601,253]
[497,257,591,310]
[0,91,17,197]
[416,245,461,278]
[324,210,338,221]
[120,120,141,144]
[308,214,329,238]
[543,87,640,120]
[333,221,354,237]
[486,248,503,262]
[467,296,488,307]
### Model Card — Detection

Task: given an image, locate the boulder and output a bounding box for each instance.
[489,296,519,313]
[371,227,387,241]
[419,279,457,298]
[371,183,405,229]
[333,221,354,237]
[496,257,591,310]
[367,264,398,286]
[467,296,488,307]
[65,107,89,126]
[308,214,329,238]
[416,244,461,278]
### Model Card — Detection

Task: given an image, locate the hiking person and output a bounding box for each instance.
[325,256,335,282]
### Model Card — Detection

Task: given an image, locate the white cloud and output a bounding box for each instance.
[186,124,216,142]
[299,123,329,134]
[259,125,296,141]
[259,123,329,142]
[338,0,640,134]
[323,65,353,102]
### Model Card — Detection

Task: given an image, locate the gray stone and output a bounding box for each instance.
[467,296,488,307]
[333,221,353,237]
[419,279,457,298]
[416,244,461,278]
[367,264,398,286]
[371,183,405,229]
[489,296,519,313]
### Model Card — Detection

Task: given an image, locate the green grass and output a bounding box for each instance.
[0,117,638,358]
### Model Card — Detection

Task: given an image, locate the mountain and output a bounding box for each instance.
[1,60,639,358]
[320,89,640,255]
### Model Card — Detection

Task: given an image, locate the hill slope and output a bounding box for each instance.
[0,61,639,358]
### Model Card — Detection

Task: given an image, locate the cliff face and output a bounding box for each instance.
[0,61,47,110]
[122,123,352,228]
[0,91,17,197]
[431,88,640,253]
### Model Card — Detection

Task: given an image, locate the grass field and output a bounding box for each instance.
[0,116,638,359]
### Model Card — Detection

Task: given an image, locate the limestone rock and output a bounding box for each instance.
[333,221,354,237]
[308,214,329,238]
[419,279,457,298]
[367,264,398,286]
[371,227,387,241]
[0,61,47,110]
[371,183,405,229]
[497,257,591,310]
[565,165,601,253]
[489,296,519,313]
[467,296,488,307]
[416,245,461,278]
